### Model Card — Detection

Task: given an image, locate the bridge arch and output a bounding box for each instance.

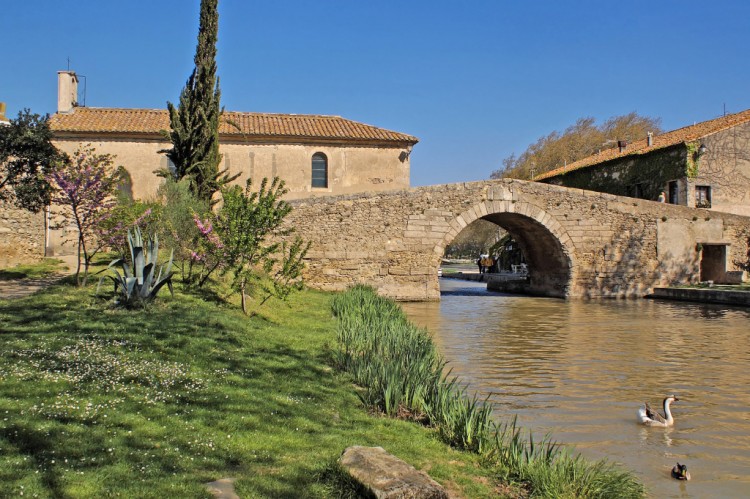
[434,199,578,297]
[287,179,750,301]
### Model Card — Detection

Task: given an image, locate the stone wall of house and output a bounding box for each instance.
[52,137,411,202]
[285,179,750,300]
[540,123,750,218]
[695,122,750,217]
[0,201,45,268]
[40,137,409,257]
[542,146,688,202]
[53,138,167,200]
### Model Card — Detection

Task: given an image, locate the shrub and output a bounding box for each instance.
[191,178,309,314]
[98,192,161,257]
[155,178,209,283]
[98,227,174,308]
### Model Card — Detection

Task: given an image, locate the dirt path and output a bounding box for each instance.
[0,255,77,300]
[0,274,69,300]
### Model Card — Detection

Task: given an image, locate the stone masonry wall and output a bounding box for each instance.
[696,122,750,216]
[0,201,45,268]
[286,179,750,300]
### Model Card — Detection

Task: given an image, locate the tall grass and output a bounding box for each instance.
[331,285,494,452]
[332,285,645,498]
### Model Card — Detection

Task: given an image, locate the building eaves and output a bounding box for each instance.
[49,107,419,145]
[535,108,750,181]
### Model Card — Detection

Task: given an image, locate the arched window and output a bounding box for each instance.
[311,153,328,188]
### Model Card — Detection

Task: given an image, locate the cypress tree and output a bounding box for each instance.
[163,0,233,203]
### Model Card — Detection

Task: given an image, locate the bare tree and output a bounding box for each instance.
[492,112,662,180]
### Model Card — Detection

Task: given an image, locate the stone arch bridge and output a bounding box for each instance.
[286,179,750,301]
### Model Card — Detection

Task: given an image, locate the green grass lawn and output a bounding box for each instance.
[0,259,69,280]
[0,282,502,498]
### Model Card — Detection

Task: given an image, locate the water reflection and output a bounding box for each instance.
[401,279,750,499]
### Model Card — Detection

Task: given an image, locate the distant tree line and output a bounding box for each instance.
[491,112,662,180]
[444,220,505,259]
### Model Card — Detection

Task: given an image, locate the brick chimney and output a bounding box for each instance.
[0,102,9,125]
[57,71,78,113]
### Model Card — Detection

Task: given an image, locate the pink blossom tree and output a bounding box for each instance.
[189,212,226,287]
[190,178,309,314]
[48,146,122,286]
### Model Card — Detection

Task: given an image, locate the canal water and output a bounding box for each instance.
[401,278,750,498]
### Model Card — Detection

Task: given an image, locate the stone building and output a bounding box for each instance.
[0,102,9,126]
[535,109,750,217]
[1,71,418,265]
[49,71,418,201]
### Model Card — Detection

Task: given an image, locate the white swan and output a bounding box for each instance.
[637,395,679,427]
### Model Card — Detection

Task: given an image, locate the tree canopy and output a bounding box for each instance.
[0,109,62,212]
[48,146,122,285]
[163,0,235,203]
[491,112,662,180]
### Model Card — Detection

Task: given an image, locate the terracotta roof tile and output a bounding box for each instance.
[49,107,419,144]
[535,108,750,181]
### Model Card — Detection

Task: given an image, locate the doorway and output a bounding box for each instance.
[699,244,727,282]
[668,181,679,204]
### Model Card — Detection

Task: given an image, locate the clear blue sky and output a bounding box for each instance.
[3,0,749,186]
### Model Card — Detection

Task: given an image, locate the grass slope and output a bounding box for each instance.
[0,259,68,280]
[0,283,500,498]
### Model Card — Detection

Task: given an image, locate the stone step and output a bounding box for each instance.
[340,446,448,499]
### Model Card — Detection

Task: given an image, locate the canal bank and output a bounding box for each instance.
[442,273,750,307]
[0,284,503,497]
[649,286,750,307]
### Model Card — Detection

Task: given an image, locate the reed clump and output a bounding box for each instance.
[332,285,644,498]
[331,285,494,452]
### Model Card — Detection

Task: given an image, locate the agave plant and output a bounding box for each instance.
[98,227,174,307]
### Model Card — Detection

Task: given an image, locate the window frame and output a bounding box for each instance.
[311,152,328,189]
[695,185,712,208]
[629,183,644,199]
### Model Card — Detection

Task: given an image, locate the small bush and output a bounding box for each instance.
[98,227,174,308]
[100,193,162,257]
[155,178,210,282]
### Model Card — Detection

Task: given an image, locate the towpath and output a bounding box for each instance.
[0,256,76,300]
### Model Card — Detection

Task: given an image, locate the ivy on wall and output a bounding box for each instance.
[685,141,701,178]
[541,145,690,201]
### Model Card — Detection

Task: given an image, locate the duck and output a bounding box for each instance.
[672,462,691,480]
[637,395,679,427]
